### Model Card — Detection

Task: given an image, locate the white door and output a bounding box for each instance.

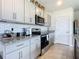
[20,47,30,59]
[6,51,19,59]
[55,16,72,45]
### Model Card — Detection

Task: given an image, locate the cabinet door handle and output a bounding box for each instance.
[30,18,32,22]
[20,51,23,58]
[13,13,17,19]
[16,43,24,47]
[19,52,20,59]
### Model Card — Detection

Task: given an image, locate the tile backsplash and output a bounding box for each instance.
[0,22,48,34]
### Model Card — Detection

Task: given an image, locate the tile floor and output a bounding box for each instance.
[38,44,74,59]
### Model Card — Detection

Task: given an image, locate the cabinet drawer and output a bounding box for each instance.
[6,40,30,54]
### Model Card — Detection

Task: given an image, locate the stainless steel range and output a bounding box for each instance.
[31,28,49,55]
[41,33,49,55]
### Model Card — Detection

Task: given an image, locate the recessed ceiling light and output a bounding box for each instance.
[57,0,63,6]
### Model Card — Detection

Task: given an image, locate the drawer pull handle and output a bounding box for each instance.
[16,44,24,47]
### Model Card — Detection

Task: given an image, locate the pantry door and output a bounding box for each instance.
[55,16,73,46]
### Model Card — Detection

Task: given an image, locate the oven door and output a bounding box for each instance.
[41,35,49,49]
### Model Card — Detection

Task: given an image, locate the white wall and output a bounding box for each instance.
[50,7,74,46]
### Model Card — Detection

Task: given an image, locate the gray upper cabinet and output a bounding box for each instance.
[25,0,35,24]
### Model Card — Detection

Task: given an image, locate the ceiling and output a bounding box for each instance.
[37,0,79,12]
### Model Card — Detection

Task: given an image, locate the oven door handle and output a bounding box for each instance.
[41,35,46,37]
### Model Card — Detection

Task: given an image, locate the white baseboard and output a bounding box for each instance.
[54,42,74,47]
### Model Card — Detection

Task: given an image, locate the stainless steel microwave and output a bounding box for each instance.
[35,15,45,26]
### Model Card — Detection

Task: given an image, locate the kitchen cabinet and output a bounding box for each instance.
[25,0,30,23]
[19,47,30,59]
[31,43,37,59]
[44,12,51,26]
[25,0,35,24]
[36,7,44,17]
[6,47,30,59]
[36,37,41,56]
[0,0,24,22]
[39,8,44,17]
[31,36,40,59]
[29,2,35,24]
[6,50,19,59]
[5,40,30,59]
[36,7,40,16]
[13,0,24,22]
[0,0,13,20]
[49,33,54,45]
[40,9,44,17]
[3,36,41,59]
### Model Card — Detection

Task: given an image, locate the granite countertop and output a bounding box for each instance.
[0,35,40,46]
[0,30,55,46]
